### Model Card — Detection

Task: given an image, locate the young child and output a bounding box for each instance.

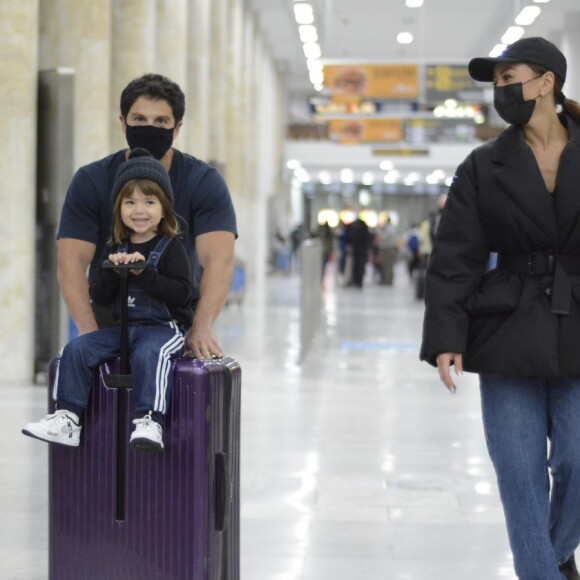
[23,148,193,452]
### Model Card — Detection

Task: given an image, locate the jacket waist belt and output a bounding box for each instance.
[497,252,580,315]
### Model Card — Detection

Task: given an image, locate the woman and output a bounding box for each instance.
[420,37,580,580]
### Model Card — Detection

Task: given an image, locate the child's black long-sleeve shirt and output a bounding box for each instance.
[90,235,194,329]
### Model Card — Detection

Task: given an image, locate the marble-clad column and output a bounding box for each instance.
[209,0,228,167]
[110,0,156,151]
[225,0,244,198]
[74,0,112,166]
[39,0,111,167]
[243,10,258,193]
[0,0,38,381]
[156,0,187,87]
[185,0,211,159]
[561,12,580,108]
[157,0,188,151]
[229,7,258,272]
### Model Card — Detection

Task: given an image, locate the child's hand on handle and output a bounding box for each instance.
[436,353,463,394]
[107,252,147,275]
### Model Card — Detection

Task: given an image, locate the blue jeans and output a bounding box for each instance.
[480,374,580,579]
[54,322,185,420]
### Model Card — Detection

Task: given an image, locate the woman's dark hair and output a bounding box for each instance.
[120,74,185,123]
[112,179,180,244]
[530,64,580,123]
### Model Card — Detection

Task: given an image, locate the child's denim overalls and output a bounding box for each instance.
[55,236,186,421]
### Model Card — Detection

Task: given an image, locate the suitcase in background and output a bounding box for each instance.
[48,354,241,580]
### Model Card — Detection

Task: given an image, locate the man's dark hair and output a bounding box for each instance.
[120,73,185,123]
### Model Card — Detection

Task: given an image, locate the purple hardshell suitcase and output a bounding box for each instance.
[47,353,241,580]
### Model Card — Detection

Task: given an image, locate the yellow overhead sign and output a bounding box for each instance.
[328,118,403,143]
[324,64,419,99]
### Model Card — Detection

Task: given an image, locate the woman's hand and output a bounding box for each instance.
[107,252,146,275]
[436,353,463,394]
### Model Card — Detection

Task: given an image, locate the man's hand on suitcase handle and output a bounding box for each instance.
[185,322,224,360]
[103,252,148,276]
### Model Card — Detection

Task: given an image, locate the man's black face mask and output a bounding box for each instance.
[125,124,174,160]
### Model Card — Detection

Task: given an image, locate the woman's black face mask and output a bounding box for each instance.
[493,75,542,126]
[125,124,175,160]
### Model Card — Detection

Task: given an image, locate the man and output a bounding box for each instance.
[345,216,371,288]
[57,74,237,359]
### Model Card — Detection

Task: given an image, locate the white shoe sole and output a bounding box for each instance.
[130,436,164,453]
[21,427,80,447]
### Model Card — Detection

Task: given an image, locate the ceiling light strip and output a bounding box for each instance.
[292,2,323,91]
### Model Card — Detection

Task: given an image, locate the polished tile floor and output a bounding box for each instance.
[3,261,522,579]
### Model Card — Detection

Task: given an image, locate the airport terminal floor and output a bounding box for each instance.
[4,261,530,579]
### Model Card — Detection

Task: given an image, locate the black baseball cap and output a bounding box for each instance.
[468,36,567,83]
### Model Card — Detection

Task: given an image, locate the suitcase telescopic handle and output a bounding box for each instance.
[101,260,148,387]
[101,260,148,271]
[100,260,149,520]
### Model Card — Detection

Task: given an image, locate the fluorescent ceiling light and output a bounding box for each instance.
[293,3,314,25]
[340,169,354,183]
[359,189,371,206]
[307,59,322,71]
[406,0,423,6]
[303,42,321,59]
[295,168,310,182]
[287,159,301,169]
[309,70,323,84]
[299,24,318,43]
[501,26,525,45]
[397,32,414,44]
[533,0,550,3]
[379,160,394,170]
[362,171,375,185]
[489,43,506,57]
[515,6,541,25]
[318,171,332,184]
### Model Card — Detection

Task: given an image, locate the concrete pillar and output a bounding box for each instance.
[185,0,211,159]
[110,0,156,151]
[0,0,38,381]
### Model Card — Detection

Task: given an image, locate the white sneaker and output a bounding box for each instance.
[130,415,164,452]
[22,410,81,447]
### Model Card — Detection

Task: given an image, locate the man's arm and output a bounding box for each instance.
[57,238,98,335]
[187,231,235,358]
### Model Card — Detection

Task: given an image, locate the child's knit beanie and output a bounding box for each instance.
[111,147,174,204]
